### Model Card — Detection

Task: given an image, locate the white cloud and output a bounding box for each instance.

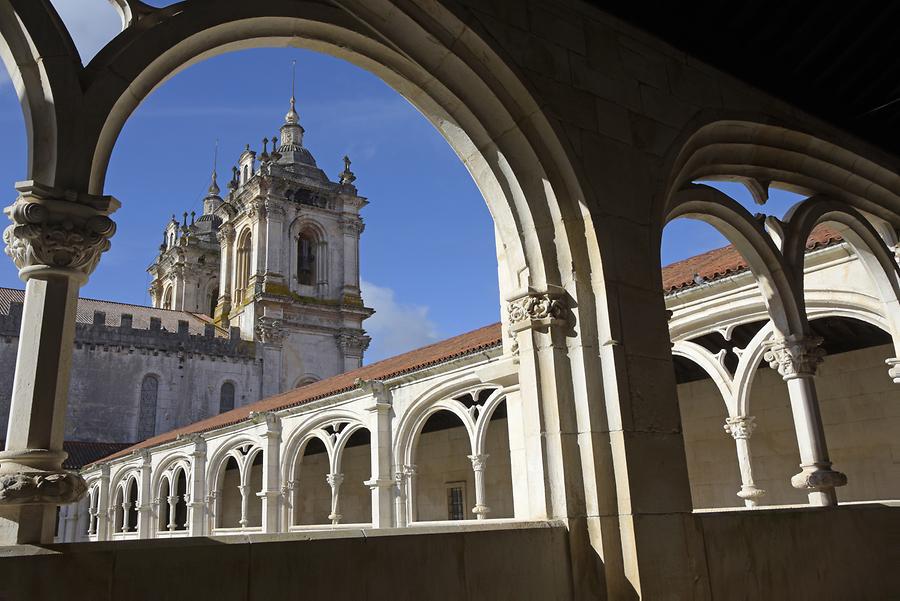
[360,280,440,364]
[50,0,121,64]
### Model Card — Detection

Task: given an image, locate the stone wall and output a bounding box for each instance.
[0,305,260,443]
[679,343,900,507]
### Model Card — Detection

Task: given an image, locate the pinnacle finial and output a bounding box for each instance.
[284,60,300,125]
[340,155,356,185]
[208,139,221,196]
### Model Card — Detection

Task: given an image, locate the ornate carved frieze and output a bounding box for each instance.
[255,316,285,345]
[723,415,757,440]
[0,471,87,505]
[763,335,825,379]
[3,190,117,278]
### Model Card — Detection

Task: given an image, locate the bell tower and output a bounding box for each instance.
[206,78,373,392]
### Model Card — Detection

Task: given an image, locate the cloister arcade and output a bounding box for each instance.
[3,0,900,598]
[71,352,519,539]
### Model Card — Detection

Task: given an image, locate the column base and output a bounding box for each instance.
[0,450,86,505]
[472,505,491,519]
[328,513,342,525]
[736,485,766,508]
[791,464,846,506]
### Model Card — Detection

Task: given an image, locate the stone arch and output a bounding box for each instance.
[395,396,478,469]
[281,411,364,484]
[234,227,253,300]
[218,380,236,414]
[666,183,804,337]
[293,374,320,388]
[783,196,900,357]
[662,119,900,229]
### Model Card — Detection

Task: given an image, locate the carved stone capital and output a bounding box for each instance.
[3,184,118,280]
[763,335,825,379]
[326,473,344,488]
[468,454,489,471]
[249,410,281,433]
[248,197,267,220]
[255,316,285,346]
[506,288,568,335]
[340,218,364,236]
[216,222,235,245]
[0,471,87,505]
[337,329,370,356]
[724,415,757,440]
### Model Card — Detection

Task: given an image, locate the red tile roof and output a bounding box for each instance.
[662,225,842,293]
[90,322,504,465]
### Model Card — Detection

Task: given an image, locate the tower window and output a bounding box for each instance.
[162,286,173,310]
[219,382,235,414]
[137,374,159,440]
[297,233,316,286]
[235,230,252,300]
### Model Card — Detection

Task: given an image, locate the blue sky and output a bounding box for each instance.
[0,1,807,362]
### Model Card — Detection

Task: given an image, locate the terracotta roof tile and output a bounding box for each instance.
[662,224,842,293]
[91,322,504,465]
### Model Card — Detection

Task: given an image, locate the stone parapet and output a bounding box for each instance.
[0,303,254,360]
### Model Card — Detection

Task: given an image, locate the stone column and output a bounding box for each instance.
[216,222,235,326]
[506,288,575,523]
[360,379,393,528]
[206,490,218,532]
[262,200,285,290]
[326,472,344,525]
[251,411,281,533]
[166,495,178,532]
[468,454,490,519]
[393,469,408,528]
[249,198,267,293]
[764,335,847,506]
[96,464,110,541]
[256,318,285,397]
[337,330,370,372]
[136,451,153,538]
[339,217,363,299]
[182,433,207,536]
[723,416,766,508]
[0,182,117,544]
[238,485,249,528]
[281,480,295,529]
[403,464,417,524]
[74,497,90,541]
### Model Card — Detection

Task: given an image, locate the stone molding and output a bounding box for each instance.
[763,335,825,379]
[723,415,757,440]
[3,183,118,280]
[468,454,489,471]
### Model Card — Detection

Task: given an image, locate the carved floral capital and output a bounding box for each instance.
[3,193,117,279]
[763,335,825,379]
[724,416,757,440]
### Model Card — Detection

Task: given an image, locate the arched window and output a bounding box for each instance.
[162,286,173,310]
[206,282,218,316]
[219,382,235,414]
[235,230,252,301]
[137,375,159,440]
[297,232,316,285]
